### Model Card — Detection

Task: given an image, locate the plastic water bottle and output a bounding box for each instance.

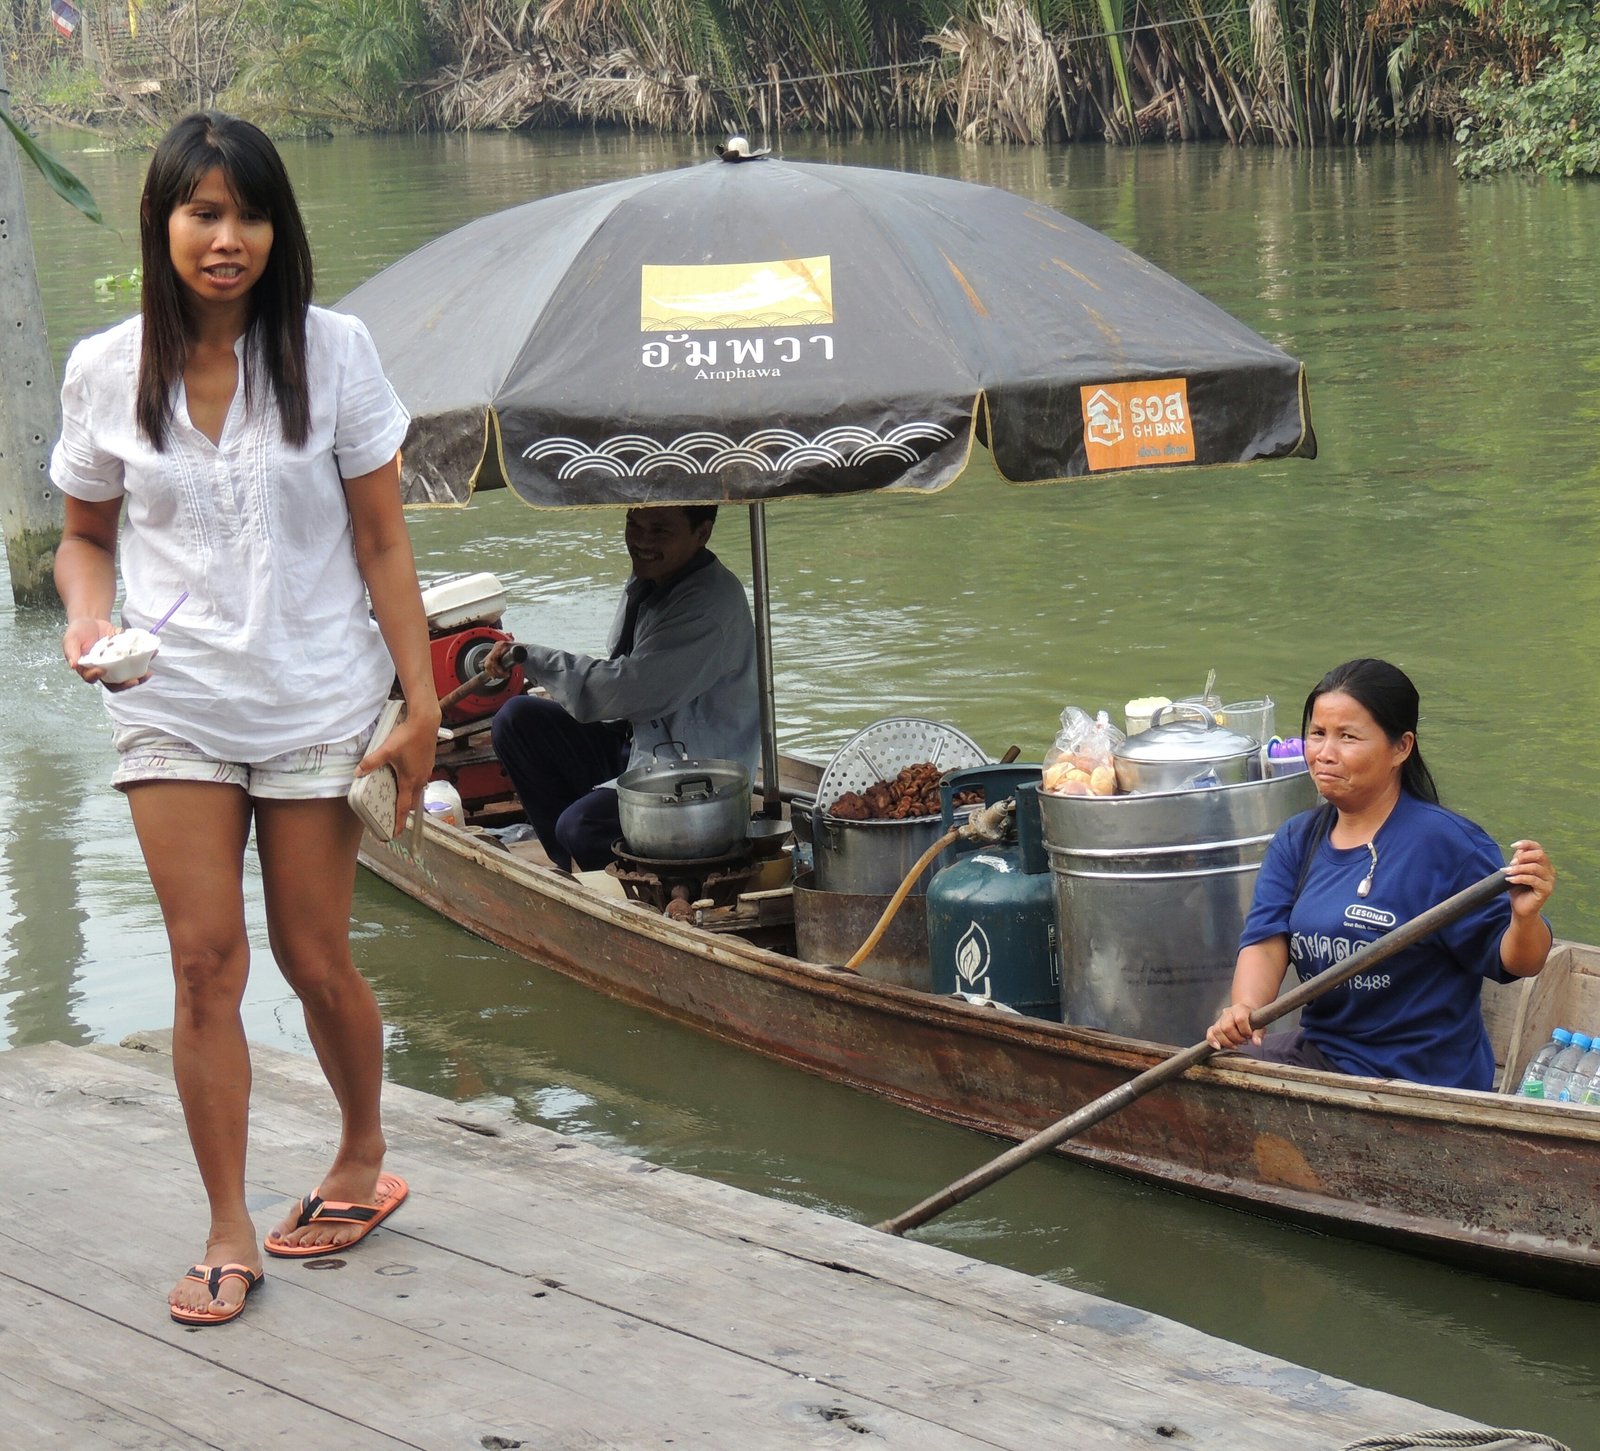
[1561,1033,1600,1104]
[1518,1028,1572,1098]
[423,779,464,827]
[1542,1031,1592,1104]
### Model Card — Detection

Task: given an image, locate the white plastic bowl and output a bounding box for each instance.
[82,627,159,684]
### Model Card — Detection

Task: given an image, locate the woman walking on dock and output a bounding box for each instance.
[51,112,438,1325]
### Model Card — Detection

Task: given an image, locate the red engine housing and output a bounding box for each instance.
[434,752,518,813]
[430,624,526,728]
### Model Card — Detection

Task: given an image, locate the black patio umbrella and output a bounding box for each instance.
[341,151,1313,509]
[340,151,1315,805]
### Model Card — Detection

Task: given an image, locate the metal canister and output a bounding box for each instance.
[1039,772,1318,1044]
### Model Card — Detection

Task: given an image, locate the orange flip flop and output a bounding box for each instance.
[170,1263,264,1326]
[265,1172,409,1259]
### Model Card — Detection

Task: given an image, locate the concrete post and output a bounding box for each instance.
[0,52,65,608]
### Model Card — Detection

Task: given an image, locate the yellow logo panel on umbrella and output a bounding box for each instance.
[641,257,833,331]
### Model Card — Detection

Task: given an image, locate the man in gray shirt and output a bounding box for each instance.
[488,505,758,871]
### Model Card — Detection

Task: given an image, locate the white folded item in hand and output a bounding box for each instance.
[348,698,408,842]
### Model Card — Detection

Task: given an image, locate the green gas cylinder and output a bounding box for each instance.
[927,766,1060,1020]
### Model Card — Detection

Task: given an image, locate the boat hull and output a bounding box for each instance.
[362,822,1600,1296]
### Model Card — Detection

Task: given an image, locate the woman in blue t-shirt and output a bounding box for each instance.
[1205,658,1555,1090]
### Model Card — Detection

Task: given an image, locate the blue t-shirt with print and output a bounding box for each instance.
[1240,791,1525,1090]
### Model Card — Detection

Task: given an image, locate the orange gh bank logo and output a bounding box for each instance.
[1080,379,1195,471]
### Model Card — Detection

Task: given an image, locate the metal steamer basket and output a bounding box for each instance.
[798,718,990,897]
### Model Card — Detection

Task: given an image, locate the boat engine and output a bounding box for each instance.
[431,625,525,727]
[422,573,527,811]
[423,572,526,728]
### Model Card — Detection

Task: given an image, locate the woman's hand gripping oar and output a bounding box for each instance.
[874,868,1511,1237]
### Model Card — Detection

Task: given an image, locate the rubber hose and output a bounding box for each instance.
[842,827,961,973]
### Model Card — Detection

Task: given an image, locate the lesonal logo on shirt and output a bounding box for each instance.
[1345,903,1396,930]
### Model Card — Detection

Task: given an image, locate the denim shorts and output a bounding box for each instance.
[111,723,374,800]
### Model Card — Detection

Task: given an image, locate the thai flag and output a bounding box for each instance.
[50,0,80,36]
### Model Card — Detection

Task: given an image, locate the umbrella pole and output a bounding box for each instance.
[748,503,782,818]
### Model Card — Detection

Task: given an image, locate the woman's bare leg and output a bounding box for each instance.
[256,797,391,1252]
[126,781,259,1318]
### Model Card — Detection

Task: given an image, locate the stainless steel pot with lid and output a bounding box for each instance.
[1112,703,1262,795]
[616,751,752,859]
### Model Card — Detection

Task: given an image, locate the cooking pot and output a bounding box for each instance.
[616,755,751,859]
[791,799,969,896]
[1112,704,1261,795]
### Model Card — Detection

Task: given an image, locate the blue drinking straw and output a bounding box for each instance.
[150,589,188,633]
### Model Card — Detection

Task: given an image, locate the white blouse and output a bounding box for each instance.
[51,306,411,762]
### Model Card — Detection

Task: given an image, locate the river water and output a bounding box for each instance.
[8,130,1600,1443]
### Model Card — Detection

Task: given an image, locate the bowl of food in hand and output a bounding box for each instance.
[81,628,160,684]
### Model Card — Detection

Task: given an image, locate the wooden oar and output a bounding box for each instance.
[874,867,1512,1237]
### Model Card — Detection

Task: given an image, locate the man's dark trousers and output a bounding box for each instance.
[490,695,626,871]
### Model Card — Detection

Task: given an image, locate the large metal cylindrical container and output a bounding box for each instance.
[1040,772,1318,1045]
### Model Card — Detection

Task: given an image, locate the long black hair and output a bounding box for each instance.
[137,112,313,451]
[1302,658,1440,805]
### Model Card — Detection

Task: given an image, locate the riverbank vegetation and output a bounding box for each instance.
[4,0,1597,174]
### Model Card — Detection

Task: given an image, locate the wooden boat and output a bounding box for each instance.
[361,749,1600,1299]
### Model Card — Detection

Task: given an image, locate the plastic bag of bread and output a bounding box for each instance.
[1042,707,1122,797]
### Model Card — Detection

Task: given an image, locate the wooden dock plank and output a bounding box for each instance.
[0,1036,1500,1450]
[0,1276,415,1449]
[164,1035,1456,1441]
[0,1092,946,1449]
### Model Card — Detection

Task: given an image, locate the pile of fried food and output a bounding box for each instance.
[828,762,981,820]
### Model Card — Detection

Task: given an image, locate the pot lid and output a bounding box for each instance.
[617,757,749,803]
[1114,719,1258,765]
